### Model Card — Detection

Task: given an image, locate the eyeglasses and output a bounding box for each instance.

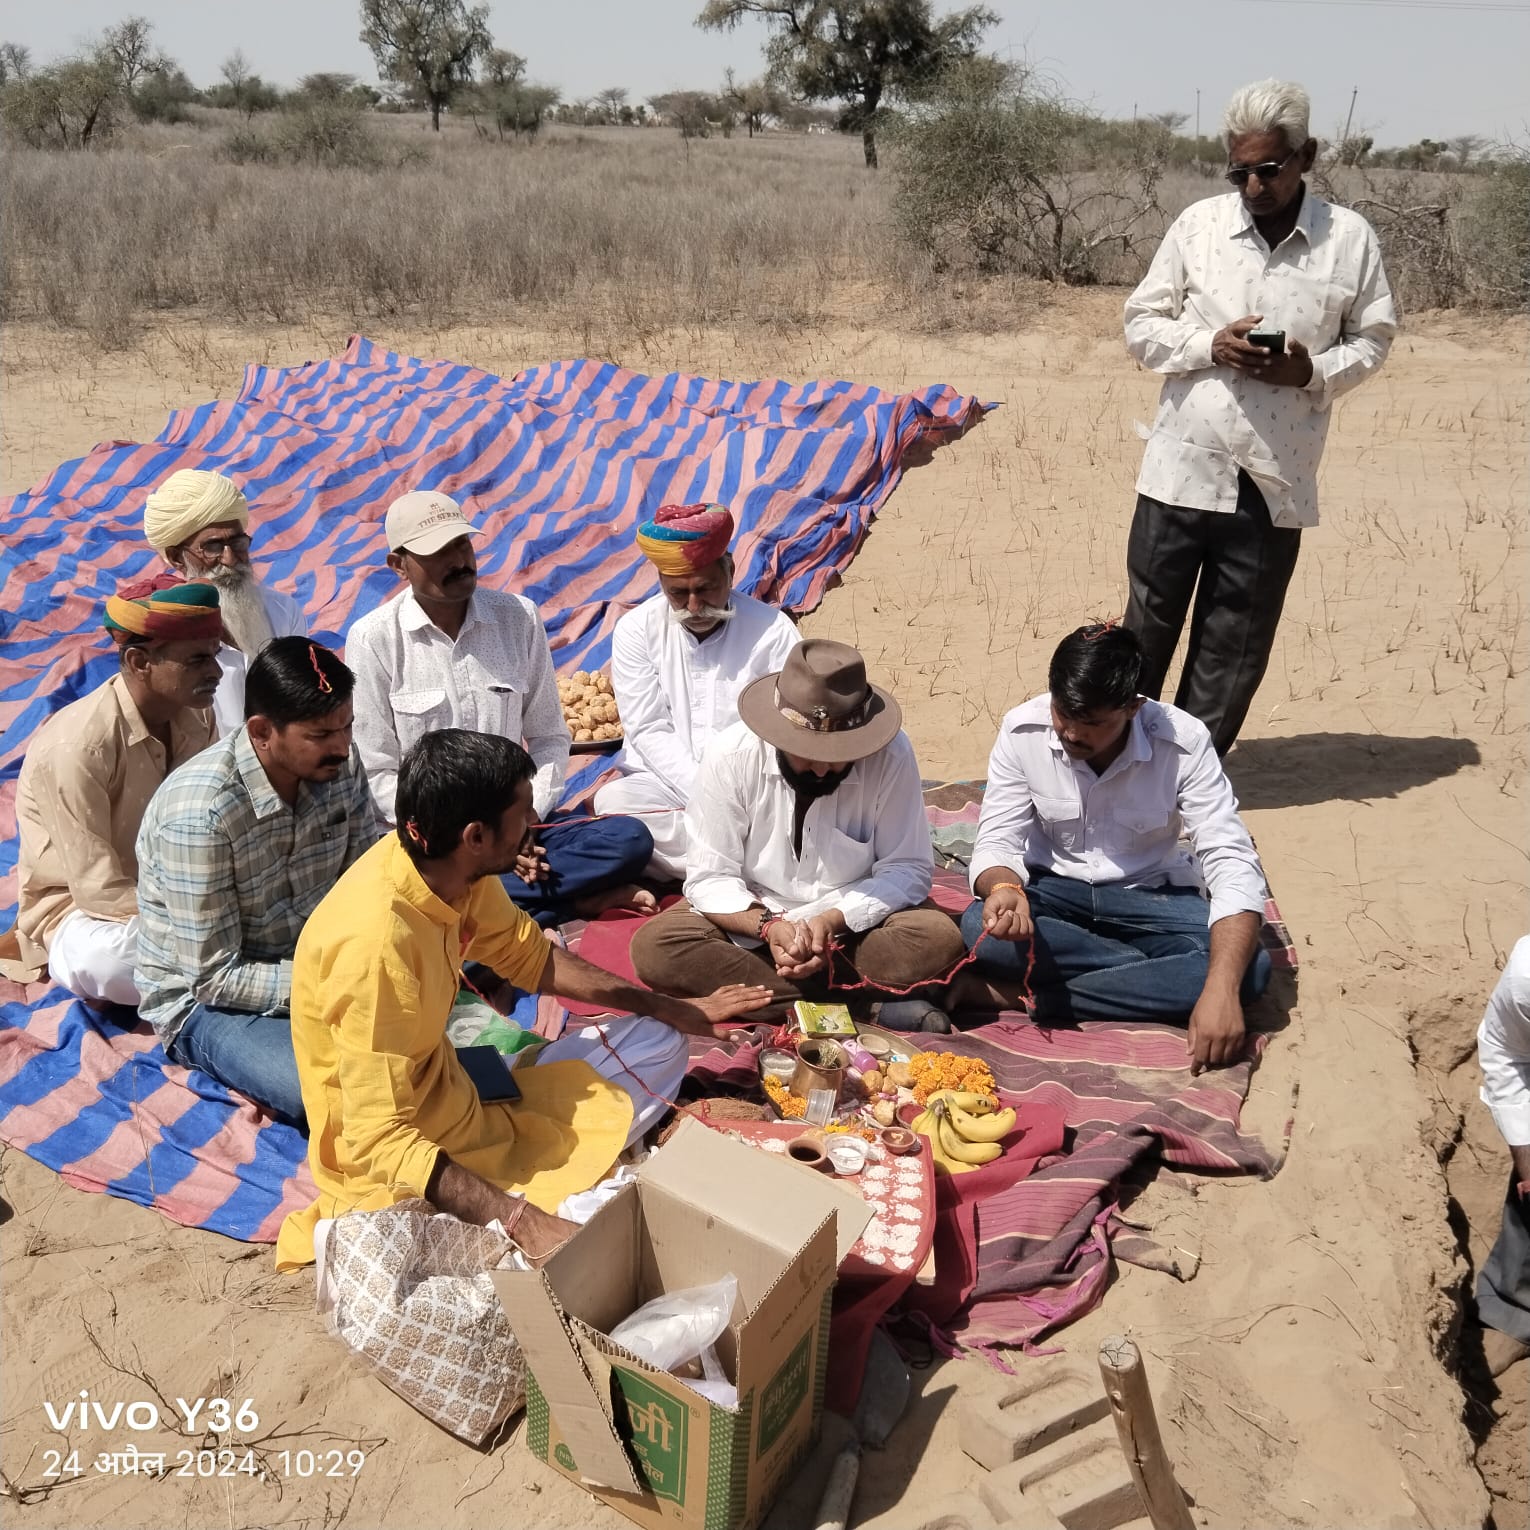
[187,532,251,559]
[1225,150,1296,186]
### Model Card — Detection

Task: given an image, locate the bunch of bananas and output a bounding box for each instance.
[910,1090,1017,1173]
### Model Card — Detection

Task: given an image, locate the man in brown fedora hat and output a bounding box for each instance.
[631,639,965,1029]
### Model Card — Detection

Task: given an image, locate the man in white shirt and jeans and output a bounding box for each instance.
[1122,78,1397,755]
[594,503,801,878]
[956,625,1270,1073]
[1474,937,1530,1376]
[632,640,965,1030]
[348,491,653,926]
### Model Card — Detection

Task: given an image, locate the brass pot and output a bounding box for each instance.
[790,1037,846,1103]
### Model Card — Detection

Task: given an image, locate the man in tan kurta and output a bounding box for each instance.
[0,582,223,1005]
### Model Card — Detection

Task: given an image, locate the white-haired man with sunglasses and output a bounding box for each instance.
[1121,78,1397,757]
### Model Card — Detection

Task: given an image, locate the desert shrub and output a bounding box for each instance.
[131,67,196,124]
[1,55,122,149]
[886,62,1169,285]
[274,93,383,169]
[222,127,275,165]
[1458,152,1530,308]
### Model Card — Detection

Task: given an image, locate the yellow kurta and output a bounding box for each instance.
[276,836,632,1270]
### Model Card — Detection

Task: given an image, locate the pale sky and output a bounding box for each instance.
[1,0,1524,145]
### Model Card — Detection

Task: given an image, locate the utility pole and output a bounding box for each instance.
[1194,88,1201,172]
[1341,86,1358,157]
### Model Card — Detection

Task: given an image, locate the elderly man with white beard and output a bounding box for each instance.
[143,469,307,736]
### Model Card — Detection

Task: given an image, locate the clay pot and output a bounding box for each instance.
[786,1129,830,1172]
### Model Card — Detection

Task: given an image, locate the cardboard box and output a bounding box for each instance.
[494,1118,873,1530]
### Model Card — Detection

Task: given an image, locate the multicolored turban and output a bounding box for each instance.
[143,469,248,555]
[103,577,222,642]
[635,503,735,577]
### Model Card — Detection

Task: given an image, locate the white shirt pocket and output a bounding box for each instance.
[391,688,449,746]
[1115,808,1179,857]
[813,824,876,888]
[1031,794,1084,852]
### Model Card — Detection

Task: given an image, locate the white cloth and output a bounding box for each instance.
[48,910,140,1006]
[347,587,570,823]
[535,1014,688,1146]
[593,773,689,880]
[1478,938,1530,1147]
[595,592,801,875]
[684,721,933,934]
[1125,188,1397,529]
[969,695,1266,928]
[213,585,308,738]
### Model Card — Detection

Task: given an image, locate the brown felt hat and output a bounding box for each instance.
[737,639,902,764]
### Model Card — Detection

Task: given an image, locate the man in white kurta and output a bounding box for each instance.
[142,469,308,737]
[631,640,964,1028]
[594,503,800,877]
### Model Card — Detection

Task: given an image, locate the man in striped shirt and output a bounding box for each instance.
[135,637,375,1126]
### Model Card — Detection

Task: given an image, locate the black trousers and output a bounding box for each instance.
[1479,1177,1530,1345]
[1123,470,1302,756]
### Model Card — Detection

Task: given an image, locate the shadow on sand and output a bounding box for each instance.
[1228,732,1481,811]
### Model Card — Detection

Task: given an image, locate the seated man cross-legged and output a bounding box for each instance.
[954,623,1270,1072]
[135,638,376,1126]
[1,582,222,1006]
[275,728,771,1271]
[594,502,801,879]
[348,490,654,924]
[633,640,966,1031]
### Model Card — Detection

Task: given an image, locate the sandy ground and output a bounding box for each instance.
[1,296,1523,1529]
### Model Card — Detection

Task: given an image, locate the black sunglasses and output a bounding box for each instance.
[1225,149,1296,186]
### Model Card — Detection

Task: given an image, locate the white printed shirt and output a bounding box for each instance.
[969,695,1266,927]
[610,592,801,803]
[1125,188,1397,528]
[347,586,570,823]
[213,585,307,739]
[685,722,933,934]
[1478,937,1530,1146]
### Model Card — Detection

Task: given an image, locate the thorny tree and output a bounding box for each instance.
[359,0,491,130]
[696,0,997,169]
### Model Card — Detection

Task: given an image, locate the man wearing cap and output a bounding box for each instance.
[347,491,654,926]
[0,581,223,1006]
[631,640,965,1029]
[594,503,801,878]
[143,468,307,737]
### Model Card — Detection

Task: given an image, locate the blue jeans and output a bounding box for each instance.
[501,812,653,927]
[960,870,1270,1023]
[166,1004,306,1128]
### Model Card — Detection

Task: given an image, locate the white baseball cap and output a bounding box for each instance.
[385,490,479,555]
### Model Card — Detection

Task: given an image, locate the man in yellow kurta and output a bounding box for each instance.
[277,729,770,1269]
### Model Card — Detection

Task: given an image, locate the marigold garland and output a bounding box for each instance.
[909,1051,997,1105]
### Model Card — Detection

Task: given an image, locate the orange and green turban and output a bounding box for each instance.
[103,577,222,642]
[635,503,734,577]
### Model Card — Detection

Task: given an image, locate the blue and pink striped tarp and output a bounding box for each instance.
[0,338,987,1239]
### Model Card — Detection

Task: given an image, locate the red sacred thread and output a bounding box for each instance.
[309,643,334,693]
[819,926,1036,1004]
[1081,618,1121,640]
[403,819,428,852]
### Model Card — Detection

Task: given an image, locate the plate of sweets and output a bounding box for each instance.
[558,670,623,753]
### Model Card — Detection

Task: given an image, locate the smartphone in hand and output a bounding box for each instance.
[456,1044,523,1104]
[1248,328,1286,354]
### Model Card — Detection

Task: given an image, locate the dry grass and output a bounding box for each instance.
[0,107,1509,352]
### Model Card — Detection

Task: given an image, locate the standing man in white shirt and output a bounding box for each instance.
[594,503,801,878]
[632,640,966,1031]
[1122,79,1397,755]
[347,491,654,926]
[1474,937,1530,1376]
[143,469,308,738]
[954,625,1270,1073]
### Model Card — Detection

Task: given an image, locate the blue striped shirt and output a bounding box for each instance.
[135,727,376,1046]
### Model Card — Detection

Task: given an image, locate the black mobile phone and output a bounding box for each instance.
[456,1044,523,1104]
[1247,328,1286,354]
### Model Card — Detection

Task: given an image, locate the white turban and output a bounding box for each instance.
[143,469,249,555]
